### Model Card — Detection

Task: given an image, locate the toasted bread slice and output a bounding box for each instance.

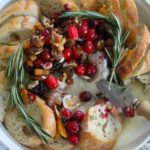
[116,25,150,81]
[119,0,138,48]
[73,0,99,11]
[4,96,56,147]
[0,0,40,25]
[35,0,79,17]
[79,104,122,150]
[43,138,74,150]
[0,16,37,43]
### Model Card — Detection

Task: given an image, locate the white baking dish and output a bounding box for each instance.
[0,0,150,150]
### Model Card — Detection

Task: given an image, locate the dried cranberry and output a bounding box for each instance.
[44,35,51,45]
[86,65,97,77]
[82,20,89,27]
[86,29,97,41]
[78,25,89,37]
[34,59,44,68]
[84,41,94,54]
[60,108,72,120]
[67,121,80,134]
[42,49,51,60]
[124,106,135,117]
[64,3,71,11]
[91,19,99,27]
[73,111,85,122]
[80,91,92,102]
[63,47,73,60]
[46,75,59,89]
[68,26,78,40]
[51,12,60,22]
[75,65,86,76]
[28,93,36,102]
[68,135,80,145]
[40,29,50,37]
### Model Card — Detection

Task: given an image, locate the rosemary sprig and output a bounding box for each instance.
[59,11,130,88]
[6,44,53,144]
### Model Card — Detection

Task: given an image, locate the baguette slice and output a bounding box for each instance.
[43,138,74,150]
[119,0,138,48]
[4,96,56,147]
[35,0,79,17]
[0,0,40,25]
[116,25,150,81]
[0,16,38,43]
[73,0,99,11]
[79,104,122,150]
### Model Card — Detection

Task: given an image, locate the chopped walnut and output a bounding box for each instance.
[62,61,77,70]
[32,35,44,48]
[41,16,54,29]
[96,40,105,51]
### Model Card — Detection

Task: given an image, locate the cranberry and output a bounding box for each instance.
[42,49,51,60]
[68,135,80,145]
[80,91,92,102]
[75,65,86,76]
[40,29,50,37]
[60,108,72,120]
[84,41,94,54]
[43,62,52,70]
[28,93,36,102]
[44,35,51,45]
[82,20,89,27]
[73,111,85,121]
[86,29,97,41]
[46,75,59,89]
[91,19,99,27]
[64,3,71,11]
[63,47,73,60]
[68,26,78,40]
[78,25,89,37]
[51,12,59,22]
[34,59,44,68]
[73,48,82,59]
[67,121,80,134]
[86,65,97,77]
[124,106,135,117]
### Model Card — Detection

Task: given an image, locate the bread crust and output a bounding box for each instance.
[79,109,119,150]
[119,0,138,47]
[117,25,150,81]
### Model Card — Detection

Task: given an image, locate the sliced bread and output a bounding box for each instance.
[0,16,38,43]
[119,0,138,48]
[35,0,79,17]
[116,25,150,81]
[0,0,40,25]
[43,138,74,150]
[4,96,56,147]
[79,104,122,150]
[73,0,99,11]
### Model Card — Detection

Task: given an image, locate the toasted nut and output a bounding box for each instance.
[57,118,67,138]
[28,81,39,89]
[34,69,49,76]
[35,22,45,31]
[26,60,33,67]
[27,48,43,55]
[32,35,44,48]
[96,40,104,51]
[23,40,32,50]
[30,75,47,81]
[29,55,37,61]
[20,89,30,104]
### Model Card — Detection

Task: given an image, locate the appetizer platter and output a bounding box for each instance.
[0,0,150,150]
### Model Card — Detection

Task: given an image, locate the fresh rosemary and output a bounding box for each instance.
[4,43,53,144]
[59,11,130,88]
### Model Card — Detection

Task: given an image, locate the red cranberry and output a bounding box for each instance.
[86,29,97,41]
[68,26,78,40]
[73,48,82,59]
[64,3,71,11]
[73,111,85,122]
[80,91,92,102]
[75,65,86,76]
[86,65,97,77]
[67,121,80,134]
[91,19,99,27]
[51,12,59,22]
[34,59,44,68]
[84,41,94,54]
[46,75,59,89]
[40,29,50,37]
[42,49,51,61]
[78,25,89,37]
[60,108,72,120]
[124,106,135,117]
[82,20,89,27]
[68,135,80,145]
[44,35,51,45]
[28,93,36,102]
[63,47,73,60]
